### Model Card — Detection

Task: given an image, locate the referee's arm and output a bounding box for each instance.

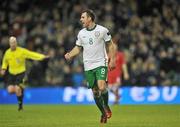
[23,49,46,61]
[1,52,8,76]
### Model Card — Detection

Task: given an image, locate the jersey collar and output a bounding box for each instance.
[86,24,97,31]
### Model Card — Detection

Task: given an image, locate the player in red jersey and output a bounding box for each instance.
[108,44,129,104]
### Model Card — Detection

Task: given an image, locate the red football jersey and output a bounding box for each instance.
[108,52,125,84]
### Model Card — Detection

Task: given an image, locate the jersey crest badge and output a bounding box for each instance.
[95,31,100,38]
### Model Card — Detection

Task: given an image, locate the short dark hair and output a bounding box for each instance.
[82,9,96,21]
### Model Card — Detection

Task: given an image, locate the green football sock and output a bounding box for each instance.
[101,89,109,107]
[93,93,106,115]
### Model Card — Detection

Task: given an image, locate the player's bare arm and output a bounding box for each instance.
[107,40,116,70]
[122,64,129,80]
[64,45,81,60]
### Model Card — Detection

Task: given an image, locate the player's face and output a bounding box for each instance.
[9,37,17,51]
[80,12,91,28]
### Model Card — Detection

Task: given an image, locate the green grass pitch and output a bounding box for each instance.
[0,105,179,127]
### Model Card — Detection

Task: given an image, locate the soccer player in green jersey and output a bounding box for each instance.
[65,9,115,123]
[0,36,49,111]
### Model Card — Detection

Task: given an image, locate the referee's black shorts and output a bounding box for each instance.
[7,72,25,85]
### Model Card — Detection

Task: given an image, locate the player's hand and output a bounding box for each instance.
[64,53,71,60]
[0,69,6,76]
[124,73,129,80]
[108,60,115,71]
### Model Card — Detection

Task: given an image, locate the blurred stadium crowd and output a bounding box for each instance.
[0,0,180,87]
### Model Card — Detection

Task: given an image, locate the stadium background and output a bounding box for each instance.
[0,0,180,104]
[0,1,179,127]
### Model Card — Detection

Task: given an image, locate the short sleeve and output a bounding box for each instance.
[76,32,82,46]
[103,28,111,42]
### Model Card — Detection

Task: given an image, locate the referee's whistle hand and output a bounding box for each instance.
[45,55,50,59]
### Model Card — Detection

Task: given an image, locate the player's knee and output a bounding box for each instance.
[7,85,16,94]
[92,88,100,97]
[98,80,106,91]
[98,84,106,91]
[15,86,22,96]
[93,91,99,97]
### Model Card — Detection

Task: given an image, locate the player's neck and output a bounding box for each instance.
[87,23,96,31]
[10,47,17,51]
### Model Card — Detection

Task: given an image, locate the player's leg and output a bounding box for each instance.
[15,85,23,111]
[85,70,107,123]
[108,85,116,103]
[96,67,112,119]
[114,77,121,104]
[7,85,16,94]
[92,87,107,123]
[109,76,121,105]
[15,72,26,111]
[112,85,120,105]
[97,80,108,106]
[97,80,112,119]
[7,73,16,94]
